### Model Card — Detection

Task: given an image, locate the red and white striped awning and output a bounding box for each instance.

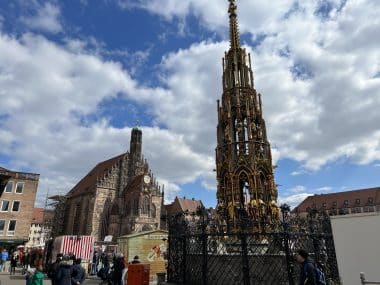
[62,236,94,260]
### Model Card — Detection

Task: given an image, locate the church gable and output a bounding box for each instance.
[67,153,127,198]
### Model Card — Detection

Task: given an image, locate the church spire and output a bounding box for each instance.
[228,0,240,50]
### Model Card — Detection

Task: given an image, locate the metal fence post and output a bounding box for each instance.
[241,232,250,285]
[202,221,208,285]
[283,231,295,285]
[281,205,295,285]
[182,236,187,284]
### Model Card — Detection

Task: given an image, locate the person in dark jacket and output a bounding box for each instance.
[71,258,85,285]
[112,254,125,285]
[55,255,73,285]
[296,249,317,285]
[48,254,63,285]
[10,254,17,275]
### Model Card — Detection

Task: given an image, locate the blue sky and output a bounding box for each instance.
[0,0,379,208]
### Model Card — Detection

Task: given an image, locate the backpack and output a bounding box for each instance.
[315,266,326,285]
[304,262,326,285]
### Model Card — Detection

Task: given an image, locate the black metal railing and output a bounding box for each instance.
[167,205,341,285]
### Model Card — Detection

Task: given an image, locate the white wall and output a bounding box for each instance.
[331,212,380,285]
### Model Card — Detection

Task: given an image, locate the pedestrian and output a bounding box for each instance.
[91,251,99,275]
[296,249,317,285]
[31,265,44,285]
[130,256,140,264]
[112,254,125,285]
[10,253,17,275]
[48,253,63,285]
[55,255,73,285]
[71,258,86,285]
[1,249,9,272]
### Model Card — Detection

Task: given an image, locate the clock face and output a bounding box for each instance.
[144,175,151,184]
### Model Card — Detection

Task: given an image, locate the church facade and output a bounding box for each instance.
[215,0,279,230]
[61,128,164,241]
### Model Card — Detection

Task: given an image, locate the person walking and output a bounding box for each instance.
[112,254,125,285]
[31,265,44,285]
[130,256,140,264]
[296,249,317,285]
[55,255,73,285]
[1,249,9,272]
[91,251,99,275]
[48,254,63,285]
[10,253,17,275]
[71,258,86,285]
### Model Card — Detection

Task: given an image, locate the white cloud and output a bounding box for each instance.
[120,0,380,172]
[0,32,212,206]
[291,170,307,176]
[278,193,312,209]
[289,185,306,194]
[20,2,62,33]
[2,0,380,208]
[315,186,333,192]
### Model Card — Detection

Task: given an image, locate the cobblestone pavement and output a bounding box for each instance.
[0,273,102,285]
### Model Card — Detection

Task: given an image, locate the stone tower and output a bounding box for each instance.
[128,127,142,178]
[215,0,279,230]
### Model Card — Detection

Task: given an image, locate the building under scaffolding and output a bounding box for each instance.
[48,195,67,238]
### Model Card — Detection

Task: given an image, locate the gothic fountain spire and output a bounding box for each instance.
[215,0,279,232]
[228,0,241,50]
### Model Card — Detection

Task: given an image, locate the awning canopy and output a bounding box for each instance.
[0,239,27,246]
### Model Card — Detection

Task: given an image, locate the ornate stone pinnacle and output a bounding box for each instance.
[228,0,240,49]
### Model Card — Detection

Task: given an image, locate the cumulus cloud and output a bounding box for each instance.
[289,185,306,194]
[0,32,211,205]
[278,193,313,209]
[129,0,380,172]
[20,2,62,33]
[1,0,380,208]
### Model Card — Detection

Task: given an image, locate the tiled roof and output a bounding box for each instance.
[32,208,54,224]
[124,174,144,194]
[166,197,203,215]
[294,187,380,212]
[67,153,127,198]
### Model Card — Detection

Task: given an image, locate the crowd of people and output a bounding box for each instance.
[0,247,45,274]
[46,254,86,285]
[1,245,325,284]
[47,252,140,285]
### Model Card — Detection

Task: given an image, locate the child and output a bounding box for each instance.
[32,265,44,285]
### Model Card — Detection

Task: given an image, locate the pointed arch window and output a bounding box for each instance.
[133,199,139,215]
[151,204,156,218]
[243,118,249,154]
[257,172,267,200]
[141,196,150,216]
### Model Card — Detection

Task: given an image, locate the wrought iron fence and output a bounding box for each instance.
[167,205,341,285]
